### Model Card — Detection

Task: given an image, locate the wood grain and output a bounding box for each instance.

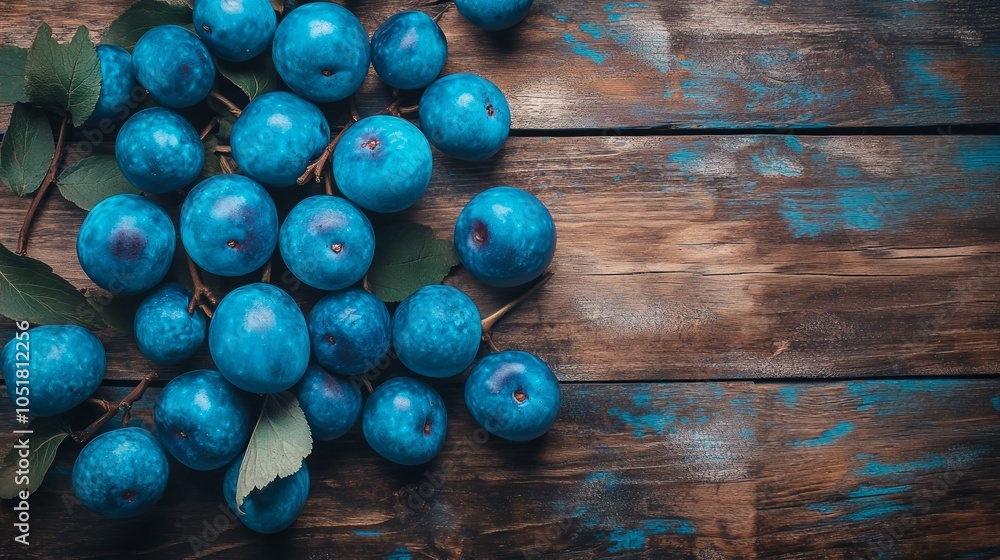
[1,0,999,130]
[1,379,997,559]
[1,134,997,382]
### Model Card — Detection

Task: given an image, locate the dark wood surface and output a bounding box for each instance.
[1,0,999,559]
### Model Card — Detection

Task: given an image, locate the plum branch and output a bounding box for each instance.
[16,114,69,255]
[480,271,553,352]
[72,372,156,445]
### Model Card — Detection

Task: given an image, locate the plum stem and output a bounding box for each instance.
[219,155,236,174]
[261,258,272,284]
[383,98,419,118]
[349,95,360,123]
[16,114,68,255]
[209,91,242,117]
[298,121,353,185]
[182,246,217,318]
[323,170,334,195]
[433,2,452,22]
[480,271,553,352]
[72,373,156,444]
[198,117,219,140]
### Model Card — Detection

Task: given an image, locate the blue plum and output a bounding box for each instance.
[371,11,447,90]
[134,283,207,364]
[454,186,555,287]
[72,427,170,518]
[115,107,204,194]
[230,91,331,187]
[307,289,391,376]
[223,453,310,534]
[154,369,252,470]
[332,115,432,213]
[86,45,138,125]
[132,25,215,108]
[1,325,105,417]
[464,350,560,441]
[294,364,362,440]
[418,73,510,161]
[209,283,310,393]
[279,195,374,290]
[392,284,481,378]
[194,0,276,62]
[362,377,446,465]
[180,174,278,276]
[272,2,370,102]
[455,0,533,30]
[77,194,176,295]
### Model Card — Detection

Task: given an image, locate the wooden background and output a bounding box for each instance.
[1,0,999,558]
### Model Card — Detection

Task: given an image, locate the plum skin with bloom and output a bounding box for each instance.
[76,194,176,295]
[294,364,363,441]
[307,289,391,376]
[115,107,204,194]
[194,0,276,62]
[72,427,170,518]
[154,369,253,470]
[332,115,433,213]
[455,0,533,31]
[223,453,310,534]
[209,283,310,394]
[1,325,105,417]
[464,350,560,441]
[392,284,482,378]
[131,24,215,108]
[231,91,331,188]
[419,73,511,161]
[371,11,447,90]
[180,174,279,276]
[279,195,375,291]
[86,45,138,125]
[134,283,207,364]
[454,186,556,288]
[362,377,447,465]
[272,2,370,103]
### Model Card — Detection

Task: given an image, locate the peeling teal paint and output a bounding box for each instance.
[992,396,1000,412]
[740,428,756,438]
[848,485,911,499]
[841,502,909,522]
[847,379,971,415]
[562,33,607,64]
[784,135,804,153]
[387,548,411,560]
[668,148,702,180]
[751,146,803,176]
[608,519,696,552]
[778,386,801,407]
[853,447,991,477]
[608,406,676,437]
[807,503,837,514]
[900,47,962,119]
[355,530,382,537]
[792,421,854,447]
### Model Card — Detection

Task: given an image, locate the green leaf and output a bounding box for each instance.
[90,293,142,334]
[235,392,312,512]
[217,54,279,101]
[57,155,140,211]
[0,102,54,196]
[24,25,101,127]
[0,242,107,329]
[0,418,70,499]
[217,115,235,143]
[199,135,223,179]
[103,0,194,52]
[367,222,460,303]
[0,46,29,103]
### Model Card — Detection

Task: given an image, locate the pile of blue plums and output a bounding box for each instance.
[2,0,560,534]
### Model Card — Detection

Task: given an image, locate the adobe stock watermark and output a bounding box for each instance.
[9,320,32,546]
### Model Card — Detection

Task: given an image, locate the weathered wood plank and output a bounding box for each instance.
[2,134,997,382]
[1,0,999,129]
[1,379,998,558]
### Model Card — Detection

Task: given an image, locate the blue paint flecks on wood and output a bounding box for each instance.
[668,148,703,180]
[853,447,991,477]
[608,519,696,552]
[354,530,382,537]
[807,503,837,514]
[848,484,911,499]
[751,146,803,176]
[900,48,962,119]
[992,396,1000,412]
[778,386,801,407]
[846,379,971,416]
[840,502,909,522]
[792,421,854,447]
[387,548,411,560]
[562,33,607,64]
[608,406,675,437]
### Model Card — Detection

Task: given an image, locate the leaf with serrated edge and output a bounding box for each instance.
[0,243,106,329]
[0,46,28,103]
[0,102,53,196]
[0,419,70,499]
[57,155,140,211]
[217,54,279,101]
[368,222,461,303]
[235,392,312,511]
[24,25,101,127]
[103,0,194,51]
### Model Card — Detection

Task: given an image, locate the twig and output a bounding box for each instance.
[72,373,156,444]
[433,2,452,22]
[16,114,69,255]
[349,95,360,122]
[480,272,553,352]
[209,91,243,117]
[261,258,272,284]
[215,144,231,153]
[199,117,219,140]
[185,250,217,318]
[297,121,354,185]
[323,170,333,196]
[219,156,236,174]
